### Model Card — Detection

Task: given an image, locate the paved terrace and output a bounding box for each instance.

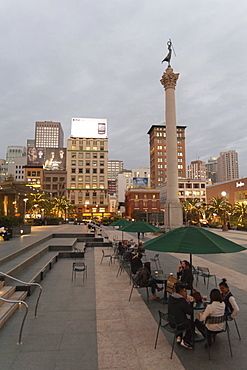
[0,225,247,369]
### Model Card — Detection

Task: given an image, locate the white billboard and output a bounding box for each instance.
[71,118,107,138]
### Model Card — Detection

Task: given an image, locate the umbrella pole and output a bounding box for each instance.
[190,254,193,295]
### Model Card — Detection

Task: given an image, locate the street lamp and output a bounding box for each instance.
[195,202,201,227]
[221,191,228,231]
[23,198,28,220]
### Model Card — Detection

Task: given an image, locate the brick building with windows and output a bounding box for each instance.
[147,124,186,188]
[125,188,160,218]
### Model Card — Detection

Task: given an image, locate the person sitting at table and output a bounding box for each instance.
[219,278,239,319]
[130,252,143,274]
[137,241,145,254]
[168,283,194,349]
[177,260,193,290]
[195,288,225,346]
[136,262,163,300]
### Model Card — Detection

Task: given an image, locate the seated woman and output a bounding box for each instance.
[219,278,239,319]
[136,262,163,300]
[137,241,145,254]
[195,288,225,346]
[177,260,193,290]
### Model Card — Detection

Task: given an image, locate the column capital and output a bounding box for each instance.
[160,67,179,90]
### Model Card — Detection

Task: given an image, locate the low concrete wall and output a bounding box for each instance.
[12,225,31,237]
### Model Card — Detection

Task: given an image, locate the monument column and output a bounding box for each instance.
[160,67,183,230]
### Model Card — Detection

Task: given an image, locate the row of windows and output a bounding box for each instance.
[45,177,65,182]
[178,183,205,189]
[70,183,105,189]
[71,168,105,174]
[71,153,105,159]
[70,175,105,182]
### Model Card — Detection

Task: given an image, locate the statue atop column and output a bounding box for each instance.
[162,39,172,67]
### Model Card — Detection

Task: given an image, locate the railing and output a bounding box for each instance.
[0,272,42,318]
[0,272,43,343]
[0,297,28,345]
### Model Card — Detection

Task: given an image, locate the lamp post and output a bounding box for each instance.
[195,202,201,227]
[221,191,228,231]
[23,198,28,220]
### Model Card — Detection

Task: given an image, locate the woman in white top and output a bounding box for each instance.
[195,289,225,346]
[219,278,239,319]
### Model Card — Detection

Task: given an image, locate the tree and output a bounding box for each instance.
[181,198,202,224]
[233,202,247,225]
[208,197,232,223]
[52,196,74,218]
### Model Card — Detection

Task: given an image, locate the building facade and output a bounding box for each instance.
[35,121,64,148]
[206,177,247,205]
[108,160,124,195]
[217,150,239,183]
[66,136,109,219]
[206,157,218,184]
[188,160,207,180]
[43,170,67,198]
[125,188,160,218]
[147,124,186,188]
[160,179,206,208]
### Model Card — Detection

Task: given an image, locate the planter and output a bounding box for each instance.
[11,225,31,237]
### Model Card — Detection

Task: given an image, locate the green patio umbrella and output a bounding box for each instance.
[119,221,162,243]
[143,226,246,279]
[110,219,131,241]
[110,219,131,227]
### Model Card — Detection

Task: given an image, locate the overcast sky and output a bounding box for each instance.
[1,1,247,176]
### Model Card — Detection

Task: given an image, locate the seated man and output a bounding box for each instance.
[168,284,195,349]
[130,252,143,274]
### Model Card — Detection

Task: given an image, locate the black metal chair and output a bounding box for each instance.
[203,315,232,359]
[154,311,191,359]
[100,250,113,265]
[72,262,87,282]
[129,273,149,302]
[197,267,217,289]
[150,254,161,269]
[228,316,241,340]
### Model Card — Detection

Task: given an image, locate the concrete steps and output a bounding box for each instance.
[0,230,112,331]
[0,284,28,329]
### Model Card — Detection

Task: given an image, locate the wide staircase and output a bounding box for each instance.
[0,231,112,342]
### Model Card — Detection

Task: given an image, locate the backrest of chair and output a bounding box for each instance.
[205,315,226,325]
[198,266,209,274]
[166,276,178,294]
[102,250,105,256]
[154,254,159,259]
[158,310,168,323]
[73,262,86,271]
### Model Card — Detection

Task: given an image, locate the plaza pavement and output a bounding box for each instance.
[0,224,247,369]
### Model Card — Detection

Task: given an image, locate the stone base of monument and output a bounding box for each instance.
[164,201,183,231]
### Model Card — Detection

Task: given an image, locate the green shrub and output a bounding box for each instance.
[0,215,23,227]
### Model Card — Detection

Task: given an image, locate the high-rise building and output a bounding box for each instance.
[217,150,239,183]
[66,118,109,219]
[35,121,64,148]
[108,160,124,195]
[188,160,207,180]
[147,124,186,188]
[6,146,26,163]
[206,157,218,184]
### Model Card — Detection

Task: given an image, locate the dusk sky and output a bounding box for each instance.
[1,1,247,176]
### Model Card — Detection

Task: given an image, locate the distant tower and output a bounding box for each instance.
[188,160,207,180]
[35,121,64,148]
[160,65,183,230]
[217,150,239,183]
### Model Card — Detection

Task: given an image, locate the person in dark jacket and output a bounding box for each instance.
[219,278,239,319]
[168,284,194,349]
[177,260,193,290]
[130,252,143,274]
[136,262,163,300]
